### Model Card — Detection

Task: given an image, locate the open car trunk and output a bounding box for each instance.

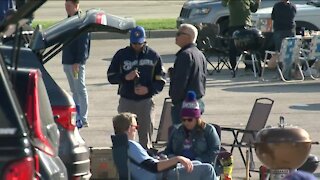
[30,9,135,63]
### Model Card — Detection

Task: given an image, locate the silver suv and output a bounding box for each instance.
[176,0,308,35]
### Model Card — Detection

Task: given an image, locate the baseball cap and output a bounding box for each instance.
[130,26,146,44]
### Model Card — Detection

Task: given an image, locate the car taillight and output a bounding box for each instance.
[25,71,54,156]
[52,106,77,131]
[71,176,81,180]
[95,12,107,25]
[34,154,40,180]
[3,157,35,180]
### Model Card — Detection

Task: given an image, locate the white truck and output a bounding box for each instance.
[176,0,312,35]
[251,1,320,34]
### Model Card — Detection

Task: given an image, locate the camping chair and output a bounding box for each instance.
[111,133,133,180]
[197,23,232,75]
[220,97,274,173]
[261,37,303,82]
[153,98,173,147]
[299,34,320,80]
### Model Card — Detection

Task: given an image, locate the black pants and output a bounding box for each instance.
[228,25,246,70]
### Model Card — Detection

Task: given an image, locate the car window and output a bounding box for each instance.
[38,76,55,128]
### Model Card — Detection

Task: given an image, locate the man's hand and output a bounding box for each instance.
[72,63,80,73]
[134,85,148,95]
[177,156,193,173]
[125,69,140,81]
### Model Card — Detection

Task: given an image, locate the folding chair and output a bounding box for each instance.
[111,133,134,180]
[197,23,232,75]
[261,37,303,82]
[220,97,274,173]
[153,98,173,147]
[299,34,320,79]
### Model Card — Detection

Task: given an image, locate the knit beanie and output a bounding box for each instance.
[181,91,201,118]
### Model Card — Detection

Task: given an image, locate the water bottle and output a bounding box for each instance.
[133,67,140,87]
[76,105,82,128]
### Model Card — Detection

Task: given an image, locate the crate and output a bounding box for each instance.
[89,147,118,180]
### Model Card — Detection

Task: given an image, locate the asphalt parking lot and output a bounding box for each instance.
[39,1,320,179]
[45,37,320,179]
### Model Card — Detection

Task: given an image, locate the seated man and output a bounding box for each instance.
[112,112,217,180]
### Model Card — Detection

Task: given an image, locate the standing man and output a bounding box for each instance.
[107,26,166,150]
[272,0,296,52]
[222,0,261,77]
[62,0,91,128]
[169,23,207,125]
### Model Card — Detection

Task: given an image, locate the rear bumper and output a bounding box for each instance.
[58,128,91,179]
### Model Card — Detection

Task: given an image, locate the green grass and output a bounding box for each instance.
[32,18,176,30]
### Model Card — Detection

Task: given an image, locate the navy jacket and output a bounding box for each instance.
[272,1,296,31]
[107,45,166,100]
[62,11,91,65]
[169,43,207,105]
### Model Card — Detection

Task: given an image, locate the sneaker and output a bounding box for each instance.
[76,119,83,128]
[82,121,89,127]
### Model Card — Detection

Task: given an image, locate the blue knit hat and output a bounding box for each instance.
[181,91,201,118]
[130,26,146,43]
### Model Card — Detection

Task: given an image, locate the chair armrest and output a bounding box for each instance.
[221,142,255,148]
[300,48,311,53]
[221,127,258,134]
[265,50,278,55]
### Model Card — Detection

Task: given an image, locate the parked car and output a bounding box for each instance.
[0,55,37,180]
[0,1,68,179]
[176,0,308,35]
[9,68,68,180]
[251,1,320,34]
[1,6,135,180]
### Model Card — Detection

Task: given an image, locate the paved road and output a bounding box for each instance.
[45,38,320,179]
[39,1,320,179]
[34,1,184,21]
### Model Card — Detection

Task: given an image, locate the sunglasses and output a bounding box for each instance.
[176,31,189,37]
[182,118,193,122]
[130,124,139,129]
[132,42,144,45]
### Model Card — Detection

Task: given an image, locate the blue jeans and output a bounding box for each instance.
[167,161,216,180]
[171,99,205,125]
[63,64,88,124]
[273,29,295,52]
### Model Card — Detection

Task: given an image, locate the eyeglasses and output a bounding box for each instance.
[130,124,139,129]
[176,31,189,37]
[182,118,193,122]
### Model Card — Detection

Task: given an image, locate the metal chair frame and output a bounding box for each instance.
[261,37,303,82]
[221,97,274,174]
[299,34,320,80]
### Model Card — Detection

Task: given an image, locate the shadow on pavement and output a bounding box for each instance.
[290,103,320,111]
